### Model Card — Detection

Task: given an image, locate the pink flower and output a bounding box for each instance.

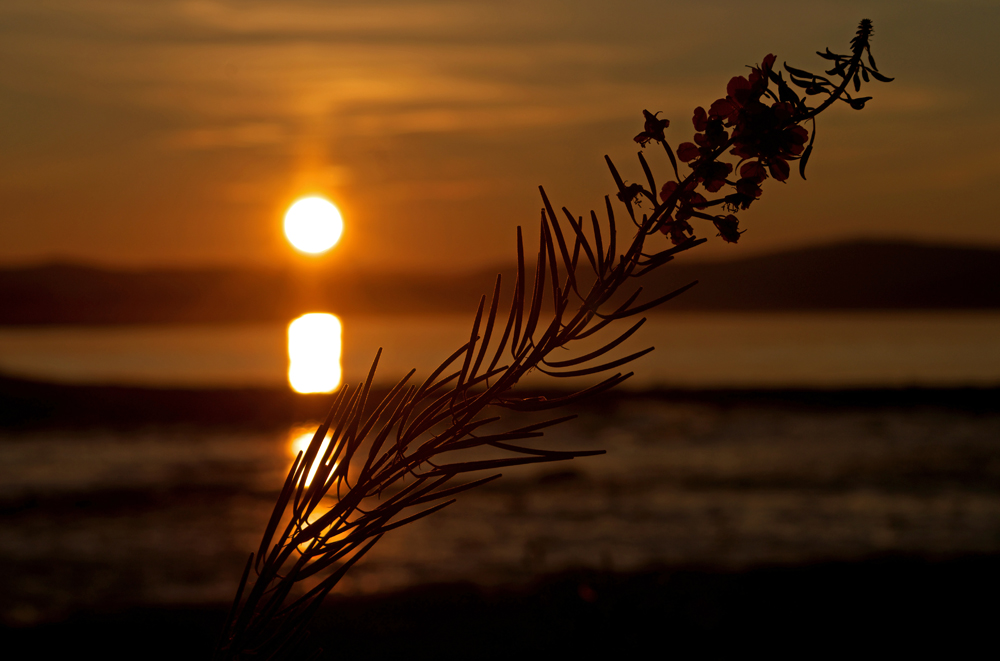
[695,161,733,193]
[616,182,647,205]
[740,160,767,182]
[634,110,670,147]
[659,218,694,245]
[712,215,743,243]
[660,180,708,222]
[768,157,791,182]
[724,177,764,212]
[692,107,709,132]
[708,55,776,127]
[729,101,809,183]
[677,142,701,163]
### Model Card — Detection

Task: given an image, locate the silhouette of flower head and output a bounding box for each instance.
[708,54,776,127]
[617,182,647,205]
[659,180,708,244]
[696,160,733,192]
[712,214,743,243]
[724,169,765,211]
[659,218,694,245]
[659,53,820,244]
[634,110,670,147]
[730,101,809,182]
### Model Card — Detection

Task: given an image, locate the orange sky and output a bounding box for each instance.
[0,1,996,272]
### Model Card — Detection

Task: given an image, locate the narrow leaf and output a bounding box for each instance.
[638,151,656,193]
[619,281,698,317]
[539,345,653,378]
[661,140,681,181]
[545,317,646,368]
[799,118,816,180]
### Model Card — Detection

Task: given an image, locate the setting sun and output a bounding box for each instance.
[284,196,344,254]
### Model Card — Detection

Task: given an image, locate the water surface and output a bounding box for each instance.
[1,312,998,389]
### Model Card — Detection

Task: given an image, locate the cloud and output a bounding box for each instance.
[4,0,1000,266]
[858,84,965,114]
[162,122,289,149]
[174,0,491,35]
[380,177,510,202]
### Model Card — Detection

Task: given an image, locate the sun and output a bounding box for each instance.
[284,196,344,254]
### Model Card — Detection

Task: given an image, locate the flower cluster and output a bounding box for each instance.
[657,180,706,244]
[635,54,818,245]
[678,54,808,194]
[623,19,892,250]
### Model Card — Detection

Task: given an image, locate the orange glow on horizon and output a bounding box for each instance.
[284,196,344,254]
[288,312,342,393]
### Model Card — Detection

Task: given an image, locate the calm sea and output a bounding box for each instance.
[1,311,999,389]
[2,311,999,625]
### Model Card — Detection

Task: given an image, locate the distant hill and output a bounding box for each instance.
[626,241,1000,311]
[1,241,998,325]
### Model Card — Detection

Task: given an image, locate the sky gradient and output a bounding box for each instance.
[1,0,997,271]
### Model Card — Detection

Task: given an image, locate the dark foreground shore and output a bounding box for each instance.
[3,554,997,659]
[2,372,999,429]
[2,377,998,658]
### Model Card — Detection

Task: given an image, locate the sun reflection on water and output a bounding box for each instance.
[287,313,342,393]
[287,426,346,540]
[288,427,337,488]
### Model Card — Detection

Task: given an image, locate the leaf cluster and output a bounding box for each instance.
[786,18,894,114]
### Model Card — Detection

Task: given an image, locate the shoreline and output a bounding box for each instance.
[3,373,999,429]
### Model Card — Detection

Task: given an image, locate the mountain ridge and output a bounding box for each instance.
[1,240,997,325]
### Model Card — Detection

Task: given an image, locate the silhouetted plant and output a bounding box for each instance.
[214,20,891,660]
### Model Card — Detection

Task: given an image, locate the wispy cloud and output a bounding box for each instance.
[162,122,289,150]
[2,0,999,267]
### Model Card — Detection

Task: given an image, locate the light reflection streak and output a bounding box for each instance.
[287,312,342,393]
[288,428,337,488]
[287,426,346,539]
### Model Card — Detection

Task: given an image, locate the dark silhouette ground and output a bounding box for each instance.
[2,380,996,658]
[2,554,996,659]
[3,373,999,430]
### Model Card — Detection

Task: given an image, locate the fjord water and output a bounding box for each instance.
[1,311,999,389]
[1,311,999,625]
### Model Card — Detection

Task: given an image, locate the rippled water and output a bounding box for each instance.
[2,396,998,626]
